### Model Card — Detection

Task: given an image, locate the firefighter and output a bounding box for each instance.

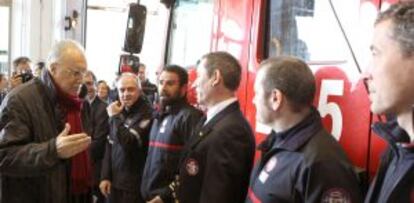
[141,65,203,203]
[364,2,414,202]
[246,56,362,203]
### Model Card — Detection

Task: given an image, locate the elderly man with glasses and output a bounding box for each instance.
[0,39,92,203]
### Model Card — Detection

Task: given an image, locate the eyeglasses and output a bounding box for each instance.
[62,67,87,78]
[84,81,94,86]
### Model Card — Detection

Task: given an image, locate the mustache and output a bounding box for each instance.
[160,92,171,97]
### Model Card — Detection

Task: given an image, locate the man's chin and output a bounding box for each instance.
[160,99,173,106]
[370,103,386,115]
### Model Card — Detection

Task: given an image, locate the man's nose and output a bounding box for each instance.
[361,71,372,82]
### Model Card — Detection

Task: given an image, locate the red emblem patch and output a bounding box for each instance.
[185,158,199,176]
[322,188,351,203]
[410,186,414,202]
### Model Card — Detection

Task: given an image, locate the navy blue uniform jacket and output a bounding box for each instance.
[177,101,255,203]
[141,99,203,202]
[365,120,414,203]
[101,97,153,194]
[246,109,362,203]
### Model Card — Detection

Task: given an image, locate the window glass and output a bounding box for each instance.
[86,0,168,85]
[265,0,351,63]
[0,6,10,73]
[167,0,214,67]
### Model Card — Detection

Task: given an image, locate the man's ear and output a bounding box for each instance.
[49,63,58,75]
[211,69,221,87]
[270,89,283,111]
[180,84,187,96]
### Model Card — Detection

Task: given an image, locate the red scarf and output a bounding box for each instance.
[55,84,92,194]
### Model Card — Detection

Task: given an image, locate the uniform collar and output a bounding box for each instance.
[205,97,237,124]
[188,101,240,149]
[125,96,145,114]
[86,95,97,104]
[373,119,413,156]
[158,98,188,118]
[260,108,323,153]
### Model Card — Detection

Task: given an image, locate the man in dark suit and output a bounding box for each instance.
[173,52,255,203]
[81,70,109,203]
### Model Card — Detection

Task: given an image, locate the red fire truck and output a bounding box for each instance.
[151,0,401,181]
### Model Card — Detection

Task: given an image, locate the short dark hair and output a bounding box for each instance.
[85,70,97,82]
[162,65,188,86]
[35,62,45,70]
[376,2,414,57]
[97,80,107,85]
[259,56,315,111]
[97,80,110,91]
[13,56,31,69]
[198,51,241,91]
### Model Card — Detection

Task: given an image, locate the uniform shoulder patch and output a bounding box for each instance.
[185,158,199,176]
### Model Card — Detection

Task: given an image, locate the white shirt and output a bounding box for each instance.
[87,95,96,105]
[205,97,238,125]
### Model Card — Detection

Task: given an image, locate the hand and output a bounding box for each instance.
[55,123,91,159]
[99,180,111,197]
[107,101,124,117]
[10,75,22,89]
[147,196,164,203]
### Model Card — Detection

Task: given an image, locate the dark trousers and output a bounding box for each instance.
[70,190,93,203]
[108,187,144,203]
[92,185,105,203]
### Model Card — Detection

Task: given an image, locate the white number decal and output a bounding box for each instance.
[318,80,344,140]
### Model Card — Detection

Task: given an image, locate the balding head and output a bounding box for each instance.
[47,40,86,68]
[117,73,141,89]
[47,40,87,96]
[117,73,141,108]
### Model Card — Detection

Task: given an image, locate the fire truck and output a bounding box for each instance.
[1,0,403,184]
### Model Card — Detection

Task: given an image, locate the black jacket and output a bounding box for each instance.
[141,99,203,202]
[246,109,362,203]
[176,101,255,203]
[141,80,157,105]
[0,71,70,203]
[365,120,414,203]
[101,96,153,193]
[81,97,109,185]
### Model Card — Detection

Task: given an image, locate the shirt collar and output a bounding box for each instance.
[205,97,237,124]
[86,95,96,104]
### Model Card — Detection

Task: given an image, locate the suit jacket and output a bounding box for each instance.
[81,97,109,185]
[177,101,255,203]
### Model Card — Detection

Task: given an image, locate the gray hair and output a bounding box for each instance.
[376,2,414,57]
[117,73,141,89]
[46,39,85,68]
